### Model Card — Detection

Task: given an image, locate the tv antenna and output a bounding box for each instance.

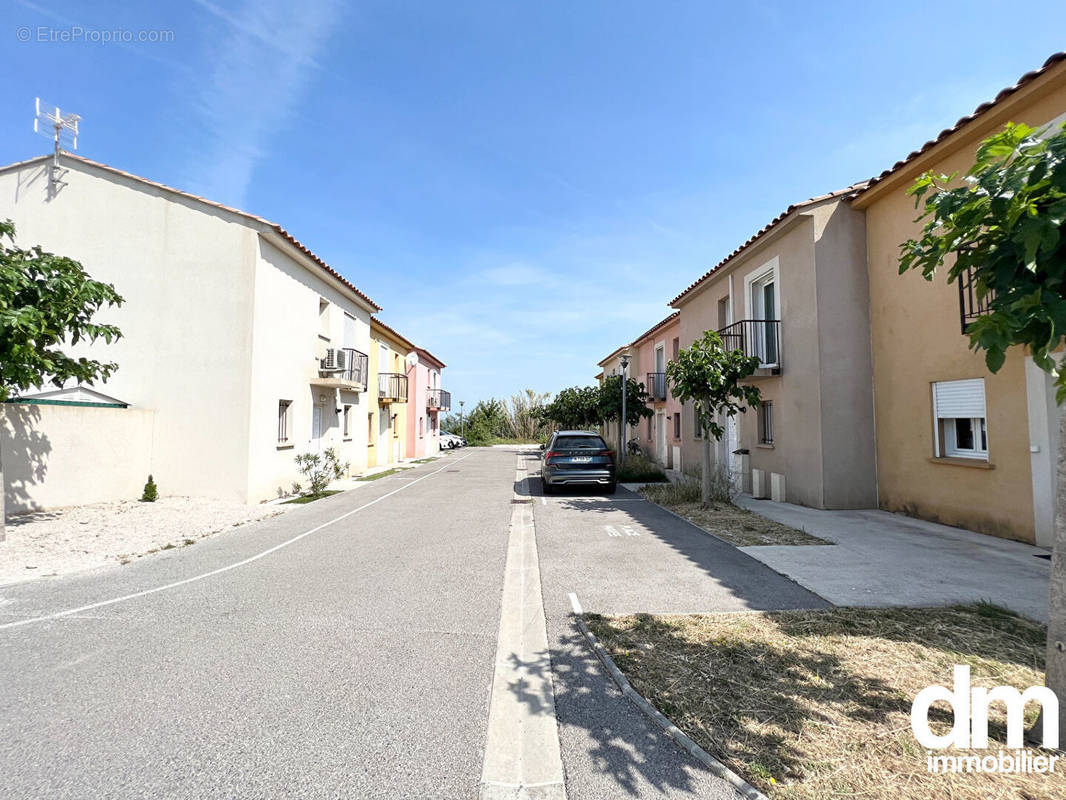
[33,98,80,192]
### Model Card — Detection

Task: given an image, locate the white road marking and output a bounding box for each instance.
[0,454,473,632]
[481,456,566,800]
[541,497,546,505]
[622,526,640,537]
[568,592,583,615]
[604,525,622,537]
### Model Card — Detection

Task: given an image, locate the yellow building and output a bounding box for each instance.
[852,53,1066,545]
[368,319,413,468]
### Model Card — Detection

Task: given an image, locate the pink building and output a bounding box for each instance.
[632,312,684,471]
[405,348,448,457]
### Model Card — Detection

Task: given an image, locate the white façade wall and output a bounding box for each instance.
[0,157,257,503]
[244,237,374,502]
[2,404,156,513]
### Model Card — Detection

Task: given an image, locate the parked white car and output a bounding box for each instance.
[440,432,465,449]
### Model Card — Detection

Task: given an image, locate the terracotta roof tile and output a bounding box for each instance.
[857,51,1066,197]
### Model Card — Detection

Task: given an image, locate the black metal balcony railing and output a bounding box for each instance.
[718,319,782,369]
[646,372,667,401]
[427,388,451,411]
[958,264,994,334]
[378,372,408,402]
[341,348,368,385]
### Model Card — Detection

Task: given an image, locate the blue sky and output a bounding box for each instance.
[4,1,1066,408]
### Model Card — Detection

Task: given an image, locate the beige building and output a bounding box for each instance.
[852,53,1066,546]
[0,153,380,511]
[670,185,877,509]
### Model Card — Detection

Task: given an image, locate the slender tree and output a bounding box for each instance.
[899,121,1066,738]
[667,330,761,506]
[0,220,123,536]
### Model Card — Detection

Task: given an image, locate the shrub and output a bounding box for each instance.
[616,454,668,483]
[678,462,736,505]
[294,448,348,497]
[140,474,158,502]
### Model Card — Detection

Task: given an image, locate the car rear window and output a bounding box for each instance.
[554,435,607,450]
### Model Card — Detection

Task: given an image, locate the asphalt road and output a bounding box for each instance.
[524,451,826,800]
[0,446,825,799]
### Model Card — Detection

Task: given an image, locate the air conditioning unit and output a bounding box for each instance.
[321,348,346,373]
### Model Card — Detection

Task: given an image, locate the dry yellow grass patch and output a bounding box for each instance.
[586,605,1061,799]
[640,484,827,546]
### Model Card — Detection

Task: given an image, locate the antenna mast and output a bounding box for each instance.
[33,98,80,192]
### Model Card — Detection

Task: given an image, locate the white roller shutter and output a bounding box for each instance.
[343,312,357,348]
[933,379,986,419]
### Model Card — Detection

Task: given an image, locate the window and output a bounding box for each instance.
[319,299,330,339]
[692,404,702,439]
[278,400,292,444]
[367,412,374,444]
[419,416,424,438]
[672,337,680,361]
[343,405,352,439]
[933,379,988,460]
[717,296,730,330]
[758,401,774,445]
[673,413,680,439]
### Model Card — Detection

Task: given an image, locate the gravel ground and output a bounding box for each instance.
[0,497,290,585]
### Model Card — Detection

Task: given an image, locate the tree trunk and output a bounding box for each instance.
[1042,402,1066,741]
[701,427,712,507]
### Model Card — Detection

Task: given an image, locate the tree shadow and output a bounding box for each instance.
[1,404,52,519]
[574,611,1007,792]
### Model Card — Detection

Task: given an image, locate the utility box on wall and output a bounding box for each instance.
[751,468,768,499]
[771,472,787,503]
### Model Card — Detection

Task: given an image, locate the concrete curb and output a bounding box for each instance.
[574,614,770,800]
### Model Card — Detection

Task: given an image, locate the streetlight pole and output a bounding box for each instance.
[619,354,629,470]
[459,400,465,438]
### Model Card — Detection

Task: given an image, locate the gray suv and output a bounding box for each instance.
[540,430,616,495]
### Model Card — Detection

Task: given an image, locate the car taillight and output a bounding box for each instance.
[600,450,615,458]
[544,451,559,459]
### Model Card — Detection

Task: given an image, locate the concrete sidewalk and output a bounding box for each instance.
[734,496,1052,622]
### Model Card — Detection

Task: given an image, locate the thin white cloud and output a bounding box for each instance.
[182,0,342,206]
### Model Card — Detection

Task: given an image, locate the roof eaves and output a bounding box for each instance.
[0,152,382,312]
[855,51,1066,199]
[669,182,868,307]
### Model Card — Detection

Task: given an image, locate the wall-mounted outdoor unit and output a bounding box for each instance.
[321,348,346,373]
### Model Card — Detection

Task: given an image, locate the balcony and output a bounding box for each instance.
[427,388,451,411]
[718,319,782,375]
[378,372,408,403]
[958,264,994,334]
[314,347,368,390]
[646,372,667,402]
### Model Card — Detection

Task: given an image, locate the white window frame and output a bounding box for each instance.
[743,256,781,367]
[932,378,988,461]
[942,416,988,459]
[278,399,293,444]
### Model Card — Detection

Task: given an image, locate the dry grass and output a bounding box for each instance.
[640,485,827,546]
[587,605,1062,799]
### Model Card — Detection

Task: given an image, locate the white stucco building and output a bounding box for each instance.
[0,152,381,511]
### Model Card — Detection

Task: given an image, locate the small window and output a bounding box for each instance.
[933,379,988,460]
[419,416,424,437]
[692,404,702,439]
[673,413,681,439]
[319,299,330,338]
[672,337,680,361]
[343,405,352,439]
[758,401,774,445]
[278,400,292,443]
[367,412,373,443]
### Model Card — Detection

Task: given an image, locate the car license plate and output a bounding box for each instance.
[571,456,591,463]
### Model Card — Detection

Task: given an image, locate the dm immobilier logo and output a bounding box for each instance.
[911,665,1060,774]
